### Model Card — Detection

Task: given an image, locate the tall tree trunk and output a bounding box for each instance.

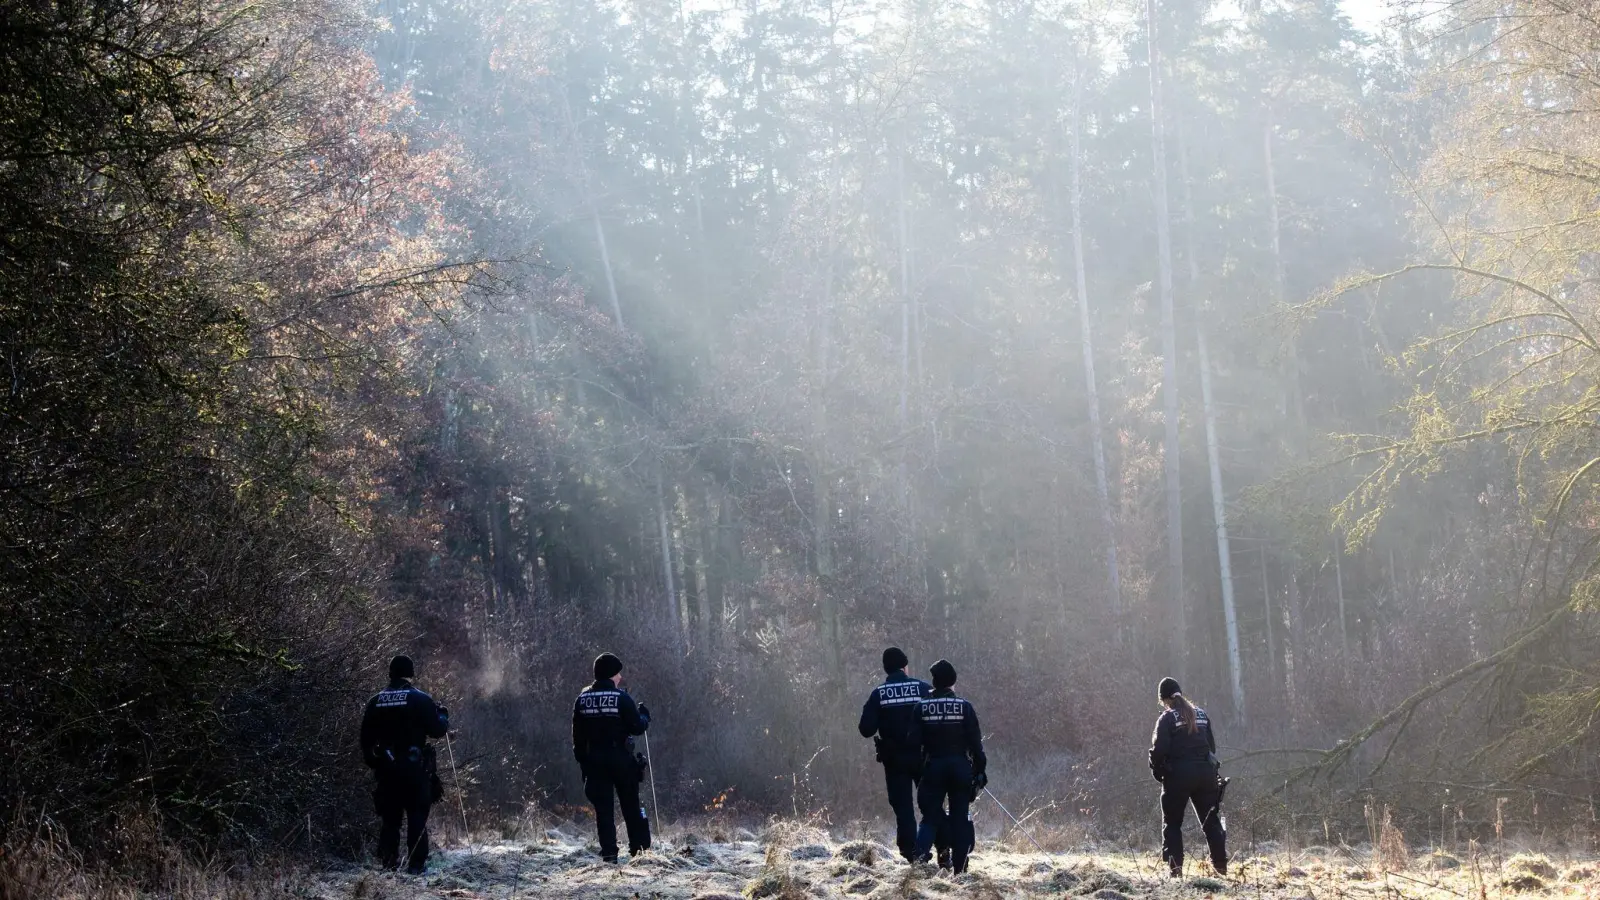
[815,161,841,684]
[1264,112,1305,702]
[1198,329,1245,721]
[655,467,681,648]
[1147,0,1185,676]
[698,484,720,654]
[1333,535,1348,661]
[897,150,911,462]
[1069,65,1122,609]
[1177,126,1244,720]
[1284,560,1301,708]
[559,89,625,327]
[896,150,915,567]
[1260,546,1277,688]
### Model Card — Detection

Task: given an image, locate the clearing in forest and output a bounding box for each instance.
[312,825,1600,900]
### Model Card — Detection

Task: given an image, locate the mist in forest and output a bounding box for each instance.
[6,0,1600,881]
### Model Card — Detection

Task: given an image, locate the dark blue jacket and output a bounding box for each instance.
[917,688,986,774]
[1148,705,1216,779]
[360,679,449,770]
[859,672,931,765]
[571,680,649,763]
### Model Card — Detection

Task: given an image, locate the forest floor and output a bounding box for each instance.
[306,823,1600,900]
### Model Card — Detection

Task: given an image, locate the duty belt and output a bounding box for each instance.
[377,744,423,764]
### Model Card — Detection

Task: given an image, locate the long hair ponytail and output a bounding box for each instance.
[1166,692,1199,734]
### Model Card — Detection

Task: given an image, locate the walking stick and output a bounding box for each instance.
[446,731,470,837]
[644,730,663,833]
[984,787,1049,856]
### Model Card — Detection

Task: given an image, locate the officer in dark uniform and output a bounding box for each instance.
[572,652,651,862]
[858,647,937,863]
[359,654,450,874]
[1148,677,1227,877]
[913,659,986,875]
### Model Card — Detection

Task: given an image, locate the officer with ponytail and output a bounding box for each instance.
[1148,677,1227,877]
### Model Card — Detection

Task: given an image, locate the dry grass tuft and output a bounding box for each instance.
[742,870,799,899]
[349,872,390,900]
[1500,873,1547,893]
[842,874,878,895]
[1505,854,1558,880]
[1420,850,1462,871]
[1039,868,1082,892]
[0,816,316,900]
[1376,809,1410,872]
[1068,861,1133,895]
[1563,863,1599,883]
[835,840,884,867]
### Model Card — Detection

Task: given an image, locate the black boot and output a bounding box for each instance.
[938,848,952,870]
[1213,858,1228,877]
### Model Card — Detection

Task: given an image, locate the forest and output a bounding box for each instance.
[6,0,1600,891]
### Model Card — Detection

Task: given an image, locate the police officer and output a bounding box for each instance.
[858,647,933,862]
[1148,677,1227,877]
[359,654,450,874]
[572,652,651,862]
[913,659,986,875]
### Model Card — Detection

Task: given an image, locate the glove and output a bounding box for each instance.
[637,702,650,719]
[438,705,449,718]
[971,770,988,793]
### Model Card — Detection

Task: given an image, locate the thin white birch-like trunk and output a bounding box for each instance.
[815,158,841,682]
[1334,535,1348,660]
[1199,329,1245,721]
[1264,113,1303,708]
[1069,67,1122,608]
[1260,547,1276,684]
[896,150,913,562]
[1177,126,1244,720]
[656,468,680,646]
[897,152,911,434]
[559,89,625,328]
[1146,0,1186,675]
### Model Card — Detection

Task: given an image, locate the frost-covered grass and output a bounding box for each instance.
[302,823,1600,900]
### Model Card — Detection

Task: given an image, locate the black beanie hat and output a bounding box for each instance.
[389,655,415,680]
[594,653,623,681]
[882,647,909,673]
[930,659,957,689]
[1158,677,1181,700]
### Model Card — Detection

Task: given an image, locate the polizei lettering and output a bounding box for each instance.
[877,682,923,705]
[921,699,966,722]
[578,691,622,716]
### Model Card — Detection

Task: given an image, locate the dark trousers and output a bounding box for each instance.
[884,764,950,861]
[1160,766,1226,872]
[883,764,921,860]
[584,754,650,858]
[375,770,432,872]
[915,756,974,872]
